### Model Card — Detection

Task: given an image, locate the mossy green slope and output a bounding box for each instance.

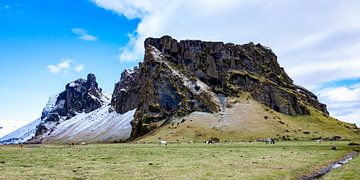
[137,96,359,143]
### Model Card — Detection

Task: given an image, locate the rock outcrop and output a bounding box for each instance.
[112,36,329,139]
[112,68,141,114]
[35,73,107,137]
[144,36,328,115]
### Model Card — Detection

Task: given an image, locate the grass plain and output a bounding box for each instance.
[0,141,359,179]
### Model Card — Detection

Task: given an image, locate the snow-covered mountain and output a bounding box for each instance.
[0,119,41,144]
[0,94,58,144]
[0,74,136,144]
[0,120,30,138]
[36,91,135,143]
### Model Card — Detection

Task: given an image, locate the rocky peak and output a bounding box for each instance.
[86,73,98,90]
[35,73,107,137]
[60,73,103,116]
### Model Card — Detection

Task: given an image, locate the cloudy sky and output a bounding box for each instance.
[0,0,359,136]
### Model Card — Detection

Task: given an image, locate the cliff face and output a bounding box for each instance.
[112,68,141,114]
[112,36,329,139]
[144,36,328,115]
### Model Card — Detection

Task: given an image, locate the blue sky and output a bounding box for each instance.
[0,0,140,123]
[0,0,360,135]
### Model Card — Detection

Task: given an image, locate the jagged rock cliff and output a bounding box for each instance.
[112,36,329,139]
[112,68,141,114]
[35,73,107,138]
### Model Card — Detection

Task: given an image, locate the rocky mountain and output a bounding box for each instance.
[0,73,136,144]
[112,36,337,140]
[31,73,137,144]
[34,74,105,137]
[1,36,359,144]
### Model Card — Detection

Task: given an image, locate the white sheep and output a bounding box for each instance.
[159,141,167,145]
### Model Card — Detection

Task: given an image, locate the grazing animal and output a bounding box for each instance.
[81,142,88,145]
[209,137,220,143]
[159,141,167,145]
[265,138,275,144]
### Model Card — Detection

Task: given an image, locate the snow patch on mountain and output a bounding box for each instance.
[0,120,28,138]
[0,118,41,144]
[41,95,59,119]
[41,105,136,143]
[0,95,60,144]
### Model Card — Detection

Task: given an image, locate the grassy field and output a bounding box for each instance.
[0,141,359,179]
[323,149,360,180]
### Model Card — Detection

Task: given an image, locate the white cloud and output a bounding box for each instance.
[334,111,360,127]
[47,59,72,74]
[287,54,360,86]
[92,0,360,125]
[315,86,360,126]
[47,59,85,74]
[74,64,85,72]
[91,0,151,19]
[319,87,360,103]
[118,33,140,62]
[72,28,98,41]
[91,1,360,83]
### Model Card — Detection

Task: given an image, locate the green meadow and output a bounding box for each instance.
[0,141,359,179]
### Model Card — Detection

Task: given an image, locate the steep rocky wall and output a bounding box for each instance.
[113,46,221,138]
[112,68,141,114]
[144,36,328,115]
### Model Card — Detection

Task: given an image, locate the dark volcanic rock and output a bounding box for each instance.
[112,35,329,139]
[113,46,220,138]
[112,68,141,114]
[144,36,328,115]
[35,73,105,137]
[58,73,102,116]
[131,46,220,137]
